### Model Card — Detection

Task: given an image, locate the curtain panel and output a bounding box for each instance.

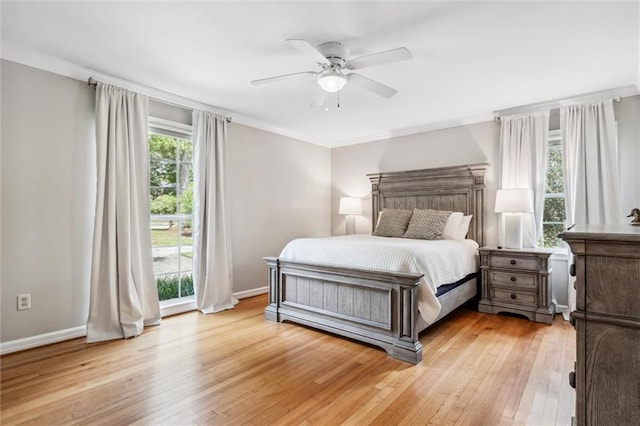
[561,99,621,317]
[562,99,621,227]
[498,111,550,248]
[192,110,237,314]
[87,83,161,343]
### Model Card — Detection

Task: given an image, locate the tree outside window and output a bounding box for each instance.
[149,133,194,301]
[542,133,566,248]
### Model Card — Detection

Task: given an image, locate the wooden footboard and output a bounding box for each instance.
[264,257,425,364]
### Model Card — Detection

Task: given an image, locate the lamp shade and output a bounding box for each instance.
[339,197,361,215]
[495,189,533,213]
[318,71,347,93]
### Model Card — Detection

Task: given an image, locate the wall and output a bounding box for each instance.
[228,124,331,292]
[149,102,333,293]
[0,60,331,347]
[0,57,635,346]
[615,95,640,214]
[1,60,96,343]
[330,95,640,310]
[331,121,500,245]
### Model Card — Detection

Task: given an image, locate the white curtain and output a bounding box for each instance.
[561,99,621,316]
[562,99,621,227]
[192,110,238,314]
[87,83,160,343]
[499,111,550,247]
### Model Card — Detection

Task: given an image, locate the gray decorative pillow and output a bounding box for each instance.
[373,208,413,237]
[403,209,452,240]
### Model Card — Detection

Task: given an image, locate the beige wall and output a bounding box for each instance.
[228,123,331,292]
[615,95,640,215]
[330,95,640,309]
[0,60,331,344]
[1,57,636,346]
[1,60,96,342]
[330,121,500,245]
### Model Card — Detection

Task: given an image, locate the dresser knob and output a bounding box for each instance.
[510,259,517,265]
[510,276,517,282]
[569,263,576,277]
[510,293,517,300]
[569,371,576,389]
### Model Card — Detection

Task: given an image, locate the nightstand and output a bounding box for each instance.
[478,247,555,324]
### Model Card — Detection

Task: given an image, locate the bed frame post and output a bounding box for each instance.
[391,285,423,363]
[264,256,280,322]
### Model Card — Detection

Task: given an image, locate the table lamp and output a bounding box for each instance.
[495,189,533,249]
[339,197,361,235]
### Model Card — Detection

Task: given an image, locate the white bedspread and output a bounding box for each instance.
[279,235,479,325]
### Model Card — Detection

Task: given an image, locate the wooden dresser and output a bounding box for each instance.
[559,225,640,426]
[478,247,555,324]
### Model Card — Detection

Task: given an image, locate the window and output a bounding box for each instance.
[542,130,566,248]
[149,120,194,302]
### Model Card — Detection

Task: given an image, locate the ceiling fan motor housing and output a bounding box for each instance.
[317,41,349,69]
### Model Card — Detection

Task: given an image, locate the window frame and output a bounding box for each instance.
[541,129,567,251]
[148,117,197,316]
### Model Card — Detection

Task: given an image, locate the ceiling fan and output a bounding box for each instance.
[251,39,412,107]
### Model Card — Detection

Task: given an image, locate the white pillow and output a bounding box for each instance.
[441,212,464,239]
[456,215,473,239]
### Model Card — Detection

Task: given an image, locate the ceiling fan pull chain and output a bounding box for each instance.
[337,90,341,108]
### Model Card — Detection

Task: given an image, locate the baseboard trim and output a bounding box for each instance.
[234,286,268,300]
[1,287,270,355]
[1,325,87,355]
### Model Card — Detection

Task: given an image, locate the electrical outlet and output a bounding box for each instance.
[17,293,31,311]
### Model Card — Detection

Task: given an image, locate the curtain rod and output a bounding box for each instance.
[493,85,637,120]
[87,77,232,123]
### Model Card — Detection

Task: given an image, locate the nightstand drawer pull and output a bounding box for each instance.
[510,259,517,265]
[510,293,517,300]
[510,276,517,282]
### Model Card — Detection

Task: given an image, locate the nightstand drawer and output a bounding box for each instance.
[490,255,539,271]
[491,288,537,307]
[490,271,536,288]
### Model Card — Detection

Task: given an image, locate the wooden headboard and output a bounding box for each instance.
[367,163,489,246]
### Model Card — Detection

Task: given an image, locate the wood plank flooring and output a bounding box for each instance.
[1,295,575,425]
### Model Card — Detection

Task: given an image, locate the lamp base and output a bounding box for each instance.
[504,214,523,249]
[345,215,356,235]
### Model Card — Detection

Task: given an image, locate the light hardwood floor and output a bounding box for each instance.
[1,295,575,425]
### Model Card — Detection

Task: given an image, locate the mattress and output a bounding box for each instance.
[279,235,479,324]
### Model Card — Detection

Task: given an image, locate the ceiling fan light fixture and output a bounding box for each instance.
[318,70,347,93]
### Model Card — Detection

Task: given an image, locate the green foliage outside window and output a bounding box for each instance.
[542,143,566,248]
[149,134,193,203]
[156,274,194,301]
[149,131,194,301]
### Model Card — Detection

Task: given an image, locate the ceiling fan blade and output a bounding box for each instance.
[286,39,331,66]
[251,70,318,85]
[347,47,412,70]
[347,73,398,98]
[309,87,328,108]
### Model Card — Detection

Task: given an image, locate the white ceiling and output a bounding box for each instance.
[2,1,639,148]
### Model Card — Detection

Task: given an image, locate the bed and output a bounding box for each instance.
[264,163,489,363]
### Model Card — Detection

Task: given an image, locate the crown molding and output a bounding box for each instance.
[1,44,495,150]
[1,44,328,146]
[328,113,496,148]
[493,85,639,118]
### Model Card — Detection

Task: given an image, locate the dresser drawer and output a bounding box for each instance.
[490,271,537,289]
[491,288,537,307]
[490,255,539,271]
